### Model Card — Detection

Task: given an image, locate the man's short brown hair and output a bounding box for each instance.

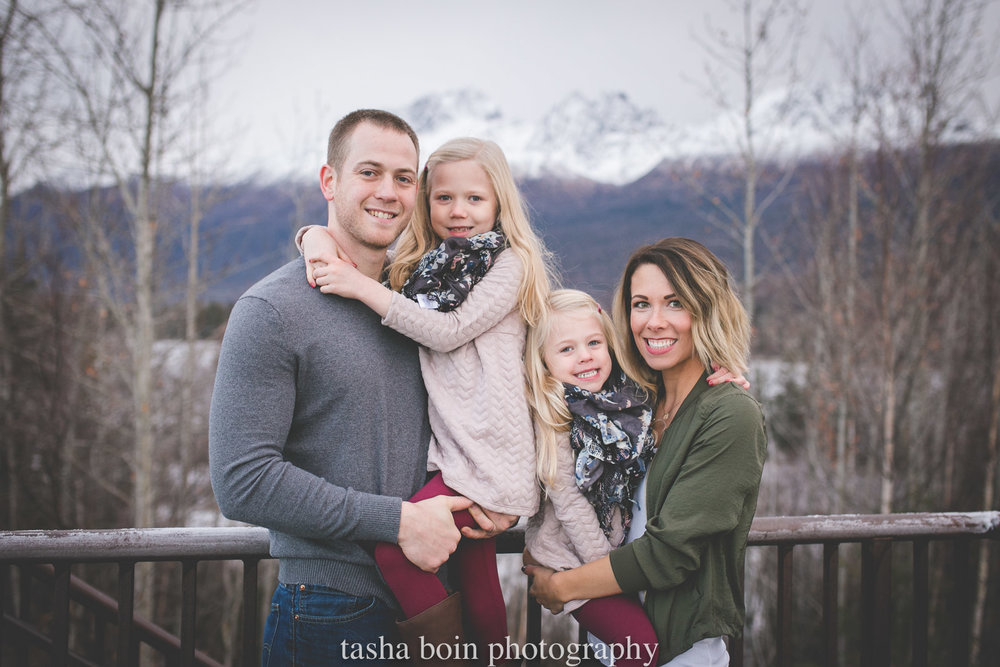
[326,109,419,173]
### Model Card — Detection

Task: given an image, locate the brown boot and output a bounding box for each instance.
[396,592,474,665]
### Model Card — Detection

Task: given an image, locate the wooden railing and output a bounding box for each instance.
[1,512,998,666]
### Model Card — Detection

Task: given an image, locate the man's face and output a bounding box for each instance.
[323,122,419,251]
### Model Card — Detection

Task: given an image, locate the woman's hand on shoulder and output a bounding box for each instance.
[708,363,749,390]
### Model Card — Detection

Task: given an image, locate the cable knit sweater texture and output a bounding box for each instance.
[525,428,626,613]
[382,249,539,515]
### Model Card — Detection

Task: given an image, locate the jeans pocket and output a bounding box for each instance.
[295,588,379,625]
[261,602,281,667]
[293,589,398,665]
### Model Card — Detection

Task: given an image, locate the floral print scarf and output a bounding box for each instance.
[565,368,654,545]
[400,227,507,311]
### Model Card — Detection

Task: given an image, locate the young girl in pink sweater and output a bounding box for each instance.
[523,289,659,667]
[298,137,553,663]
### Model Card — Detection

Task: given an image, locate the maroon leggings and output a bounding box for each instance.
[374,472,508,651]
[573,594,660,667]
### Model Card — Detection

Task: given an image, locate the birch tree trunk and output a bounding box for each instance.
[691,0,805,329]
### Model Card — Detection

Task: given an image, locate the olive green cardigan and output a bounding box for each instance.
[608,373,766,663]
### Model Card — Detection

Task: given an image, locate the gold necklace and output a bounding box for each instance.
[652,402,671,438]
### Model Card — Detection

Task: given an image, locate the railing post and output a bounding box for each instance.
[242,558,260,665]
[730,629,743,667]
[823,542,839,667]
[912,538,928,667]
[52,562,71,665]
[118,560,136,667]
[861,538,891,667]
[525,589,540,667]
[0,563,8,666]
[13,564,29,665]
[950,538,972,666]
[776,544,793,667]
[181,559,198,666]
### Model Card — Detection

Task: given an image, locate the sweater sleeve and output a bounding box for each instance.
[382,250,523,353]
[609,393,766,593]
[547,437,615,564]
[208,295,402,544]
[293,225,323,254]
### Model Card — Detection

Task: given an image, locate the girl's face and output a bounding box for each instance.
[427,160,498,241]
[542,310,613,393]
[629,263,701,378]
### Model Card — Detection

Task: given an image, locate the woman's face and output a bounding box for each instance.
[628,263,701,377]
[427,160,498,241]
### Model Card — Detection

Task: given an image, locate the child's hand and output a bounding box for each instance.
[708,363,750,389]
[312,258,370,300]
[462,506,518,539]
[301,227,355,287]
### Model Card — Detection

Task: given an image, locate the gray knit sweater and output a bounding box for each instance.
[209,259,431,608]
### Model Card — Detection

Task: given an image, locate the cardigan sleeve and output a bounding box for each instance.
[381,250,523,353]
[609,391,766,593]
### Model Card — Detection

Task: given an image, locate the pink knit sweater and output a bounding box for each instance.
[524,428,625,613]
[381,250,539,515]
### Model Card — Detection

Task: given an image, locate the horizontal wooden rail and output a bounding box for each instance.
[750,511,1000,544]
[4,513,996,562]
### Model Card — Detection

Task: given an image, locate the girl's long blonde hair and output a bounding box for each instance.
[525,289,621,487]
[387,137,554,327]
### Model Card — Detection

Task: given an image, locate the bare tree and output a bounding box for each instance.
[971,201,999,665]
[0,0,65,531]
[869,0,992,512]
[34,0,249,626]
[45,0,245,519]
[691,0,806,322]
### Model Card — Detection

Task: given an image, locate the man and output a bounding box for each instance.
[209,110,510,665]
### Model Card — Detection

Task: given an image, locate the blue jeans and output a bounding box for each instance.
[262,583,406,666]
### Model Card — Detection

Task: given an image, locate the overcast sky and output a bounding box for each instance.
[212,0,1000,178]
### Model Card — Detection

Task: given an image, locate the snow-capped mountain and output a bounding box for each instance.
[402,89,674,185]
[399,86,996,186]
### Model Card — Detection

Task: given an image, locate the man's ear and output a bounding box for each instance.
[319,163,337,201]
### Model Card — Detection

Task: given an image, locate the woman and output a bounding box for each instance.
[525,238,767,666]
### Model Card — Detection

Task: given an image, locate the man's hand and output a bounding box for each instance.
[398,495,473,572]
[461,506,518,539]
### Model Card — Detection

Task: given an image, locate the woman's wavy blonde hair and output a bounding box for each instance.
[612,237,751,398]
[525,289,622,487]
[386,137,554,327]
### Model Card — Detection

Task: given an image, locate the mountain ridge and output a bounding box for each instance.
[397,86,997,186]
